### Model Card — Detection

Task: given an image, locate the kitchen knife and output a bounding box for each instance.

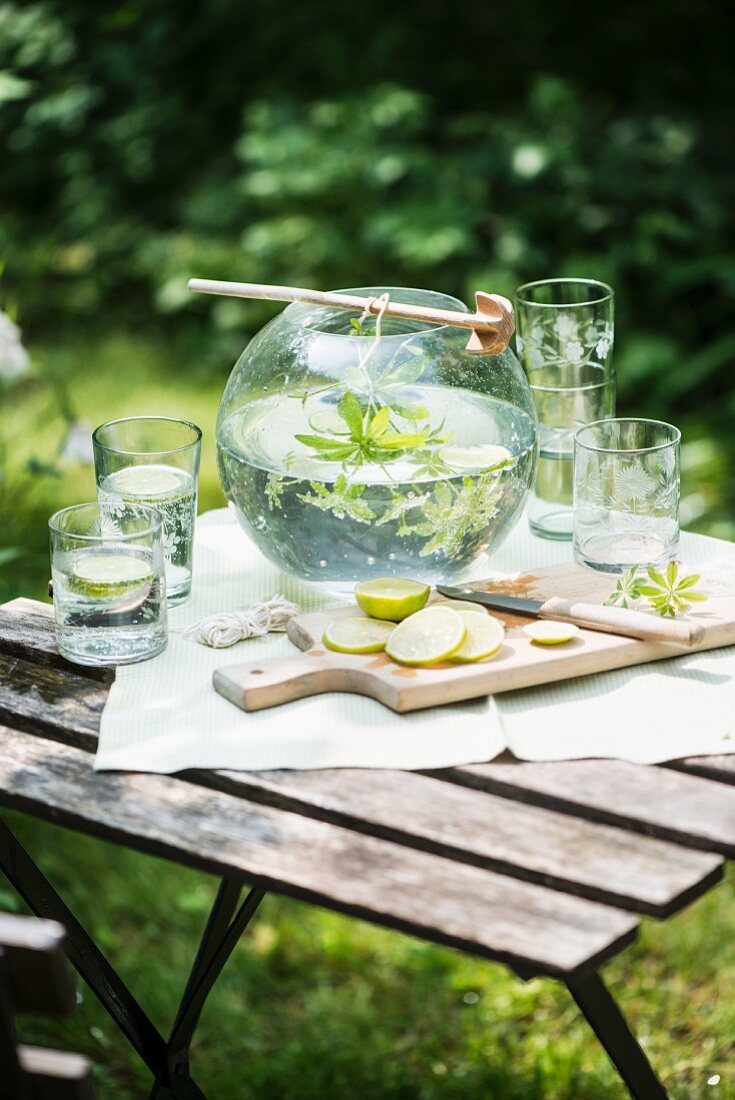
[436,584,705,648]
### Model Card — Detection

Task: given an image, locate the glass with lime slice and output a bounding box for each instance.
[94,416,201,605]
[49,502,167,666]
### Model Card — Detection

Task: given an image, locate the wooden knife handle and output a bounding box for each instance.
[539,598,705,648]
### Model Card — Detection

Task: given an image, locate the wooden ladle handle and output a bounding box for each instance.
[539,598,705,648]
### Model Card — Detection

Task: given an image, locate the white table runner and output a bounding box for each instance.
[95,508,735,773]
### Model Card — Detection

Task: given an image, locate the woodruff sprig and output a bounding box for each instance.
[604,561,707,618]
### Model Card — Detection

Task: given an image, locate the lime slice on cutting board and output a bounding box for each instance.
[67,551,154,598]
[523,621,579,645]
[439,444,513,472]
[435,598,488,615]
[355,577,430,622]
[450,611,505,662]
[385,606,466,666]
[323,617,395,654]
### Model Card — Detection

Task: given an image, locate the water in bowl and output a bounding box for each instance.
[218,384,536,594]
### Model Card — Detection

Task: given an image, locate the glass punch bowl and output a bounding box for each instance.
[216,287,538,594]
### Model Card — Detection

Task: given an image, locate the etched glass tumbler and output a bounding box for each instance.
[49,502,167,666]
[573,418,680,572]
[94,416,201,605]
[515,279,615,540]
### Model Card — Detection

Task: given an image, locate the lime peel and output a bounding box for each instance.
[323,617,395,654]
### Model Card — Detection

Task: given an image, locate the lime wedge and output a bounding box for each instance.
[355,577,430,622]
[67,551,154,598]
[450,612,505,662]
[439,444,513,472]
[435,598,488,616]
[385,606,466,666]
[323,617,395,654]
[523,621,579,645]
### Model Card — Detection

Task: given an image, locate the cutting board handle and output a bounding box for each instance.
[213,652,395,712]
[539,598,705,648]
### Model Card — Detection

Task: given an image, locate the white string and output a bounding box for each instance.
[181,595,300,649]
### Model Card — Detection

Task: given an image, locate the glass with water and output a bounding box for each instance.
[49,502,167,666]
[573,418,680,572]
[515,279,615,540]
[93,416,201,605]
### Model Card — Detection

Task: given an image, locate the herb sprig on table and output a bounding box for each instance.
[604,562,707,617]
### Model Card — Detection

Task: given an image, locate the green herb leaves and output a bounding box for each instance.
[295,390,437,470]
[604,561,707,617]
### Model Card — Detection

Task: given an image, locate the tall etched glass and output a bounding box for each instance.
[93,416,201,605]
[515,279,615,540]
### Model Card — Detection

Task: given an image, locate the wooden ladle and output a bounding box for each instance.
[188,279,515,355]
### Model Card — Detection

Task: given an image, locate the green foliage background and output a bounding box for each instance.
[2,3,735,1096]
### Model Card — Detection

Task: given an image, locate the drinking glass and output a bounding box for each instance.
[515,278,615,540]
[49,502,167,665]
[93,416,201,605]
[573,418,680,572]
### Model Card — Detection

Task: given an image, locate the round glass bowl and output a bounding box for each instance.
[216,287,538,593]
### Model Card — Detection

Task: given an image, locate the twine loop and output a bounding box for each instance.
[183,595,300,648]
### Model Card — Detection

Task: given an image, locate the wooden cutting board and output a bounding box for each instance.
[214,562,735,713]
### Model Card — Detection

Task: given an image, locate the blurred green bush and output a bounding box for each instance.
[1,1,734,533]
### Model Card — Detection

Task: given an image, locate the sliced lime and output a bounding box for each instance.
[308,409,348,435]
[385,606,466,666]
[435,598,488,616]
[439,444,513,472]
[323,617,395,654]
[523,621,579,645]
[105,463,185,497]
[450,612,505,662]
[67,551,154,598]
[355,577,430,622]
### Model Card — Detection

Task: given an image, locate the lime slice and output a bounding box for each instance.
[450,612,505,662]
[523,621,579,645]
[67,551,154,598]
[355,577,430,622]
[435,598,488,616]
[439,444,513,472]
[385,606,466,666]
[106,464,184,497]
[323,617,395,654]
[308,409,348,435]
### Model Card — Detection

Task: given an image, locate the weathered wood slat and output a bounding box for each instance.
[668,755,735,785]
[18,1045,94,1100]
[0,914,76,1015]
[211,768,722,918]
[0,599,729,914]
[0,625,723,917]
[447,758,735,857]
[0,654,107,749]
[0,600,112,684]
[0,726,638,976]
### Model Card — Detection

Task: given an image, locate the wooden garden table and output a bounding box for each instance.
[1,596,734,1099]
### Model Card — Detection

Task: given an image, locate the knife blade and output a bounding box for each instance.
[435,584,705,648]
[436,585,541,616]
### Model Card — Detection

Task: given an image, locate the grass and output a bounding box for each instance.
[2,331,735,1098]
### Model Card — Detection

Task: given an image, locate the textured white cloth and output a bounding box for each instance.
[94,507,735,773]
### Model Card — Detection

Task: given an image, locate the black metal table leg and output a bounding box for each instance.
[150,881,266,1099]
[0,816,167,1075]
[567,971,669,1099]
